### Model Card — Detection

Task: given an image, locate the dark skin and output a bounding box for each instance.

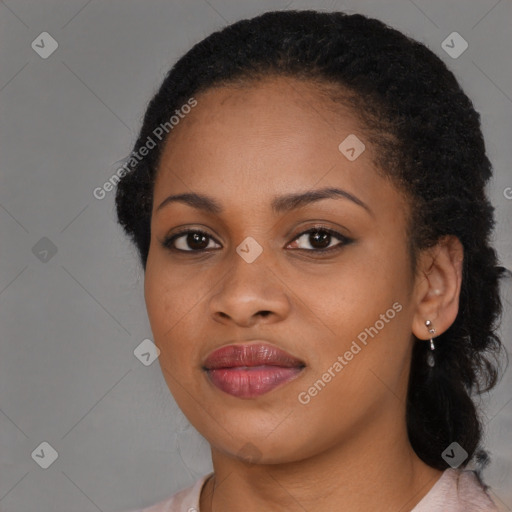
[144,76,464,511]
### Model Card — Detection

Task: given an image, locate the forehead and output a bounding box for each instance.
[153,76,387,212]
[158,76,364,156]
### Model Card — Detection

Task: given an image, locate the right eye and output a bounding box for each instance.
[162,229,222,252]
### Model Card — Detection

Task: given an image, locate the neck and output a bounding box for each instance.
[200,416,443,512]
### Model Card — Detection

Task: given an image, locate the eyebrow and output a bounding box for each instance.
[155,186,373,216]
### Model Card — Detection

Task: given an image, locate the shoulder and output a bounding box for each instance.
[124,473,213,512]
[412,468,498,512]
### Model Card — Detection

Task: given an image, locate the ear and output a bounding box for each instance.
[411,235,464,341]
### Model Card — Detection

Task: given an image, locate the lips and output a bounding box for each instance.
[203,343,305,370]
[203,342,305,398]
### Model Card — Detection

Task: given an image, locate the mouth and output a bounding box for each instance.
[202,342,306,399]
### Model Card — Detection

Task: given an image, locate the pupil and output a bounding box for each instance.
[311,230,330,248]
[189,232,208,250]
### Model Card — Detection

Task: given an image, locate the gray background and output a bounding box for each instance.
[1,1,511,511]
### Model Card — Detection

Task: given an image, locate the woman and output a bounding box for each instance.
[116,9,506,511]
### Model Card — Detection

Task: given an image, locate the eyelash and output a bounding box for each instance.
[161,226,353,254]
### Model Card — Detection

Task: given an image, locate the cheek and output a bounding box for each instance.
[144,261,214,427]
[144,260,201,370]
[145,250,197,328]
[292,242,412,380]
[295,249,404,323]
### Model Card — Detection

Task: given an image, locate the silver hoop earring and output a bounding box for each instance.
[425,320,436,367]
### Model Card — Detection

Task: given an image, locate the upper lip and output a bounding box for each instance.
[203,342,305,370]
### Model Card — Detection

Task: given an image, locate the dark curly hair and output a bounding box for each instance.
[115,9,507,471]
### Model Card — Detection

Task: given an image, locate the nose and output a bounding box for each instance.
[208,249,291,327]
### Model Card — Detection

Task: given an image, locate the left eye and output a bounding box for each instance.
[288,228,351,252]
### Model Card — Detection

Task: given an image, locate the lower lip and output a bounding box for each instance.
[205,365,304,398]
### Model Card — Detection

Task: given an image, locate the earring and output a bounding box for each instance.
[425,320,436,367]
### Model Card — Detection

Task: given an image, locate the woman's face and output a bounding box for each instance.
[145,76,419,463]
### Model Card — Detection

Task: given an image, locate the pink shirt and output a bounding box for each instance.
[126,468,498,511]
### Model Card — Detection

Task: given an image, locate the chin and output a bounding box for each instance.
[205,425,323,466]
